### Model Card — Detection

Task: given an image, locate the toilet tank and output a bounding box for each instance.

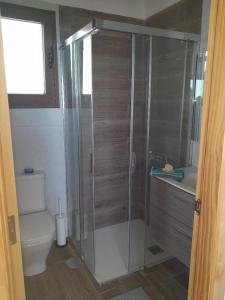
[16,171,46,215]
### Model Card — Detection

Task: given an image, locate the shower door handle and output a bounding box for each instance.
[90,153,93,174]
[131,152,136,173]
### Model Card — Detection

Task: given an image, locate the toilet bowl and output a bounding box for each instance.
[16,171,55,276]
[20,210,55,276]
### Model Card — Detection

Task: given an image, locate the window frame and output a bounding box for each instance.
[0,2,59,108]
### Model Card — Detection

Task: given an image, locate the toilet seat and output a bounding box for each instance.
[20,211,55,246]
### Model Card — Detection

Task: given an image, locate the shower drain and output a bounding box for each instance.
[148,245,164,255]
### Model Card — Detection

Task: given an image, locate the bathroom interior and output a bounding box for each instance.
[0,0,210,299]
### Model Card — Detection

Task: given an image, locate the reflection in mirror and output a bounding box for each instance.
[189,51,207,166]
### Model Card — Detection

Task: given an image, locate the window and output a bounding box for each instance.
[0,3,59,108]
[2,18,45,95]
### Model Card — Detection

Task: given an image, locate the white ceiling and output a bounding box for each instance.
[1,0,180,19]
[40,0,180,19]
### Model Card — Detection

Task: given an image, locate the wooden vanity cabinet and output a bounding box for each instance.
[149,177,195,266]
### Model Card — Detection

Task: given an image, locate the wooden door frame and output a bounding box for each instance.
[188,0,225,299]
[0,148,14,300]
[0,20,25,300]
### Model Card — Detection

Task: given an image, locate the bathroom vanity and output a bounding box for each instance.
[149,167,196,266]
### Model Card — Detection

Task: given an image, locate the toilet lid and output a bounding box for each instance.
[20,211,55,246]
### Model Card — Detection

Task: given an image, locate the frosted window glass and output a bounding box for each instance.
[1,18,45,94]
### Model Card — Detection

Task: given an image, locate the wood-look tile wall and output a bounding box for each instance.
[145,0,203,34]
[146,0,200,167]
[59,6,143,42]
[149,37,196,167]
[131,36,149,220]
[92,31,132,228]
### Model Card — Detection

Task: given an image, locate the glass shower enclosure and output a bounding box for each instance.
[62,19,199,284]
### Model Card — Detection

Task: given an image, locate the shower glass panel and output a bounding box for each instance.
[92,30,132,282]
[129,34,150,272]
[78,35,95,274]
[62,19,199,284]
[62,35,95,274]
[146,36,198,269]
[62,44,81,255]
[149,37,189,167]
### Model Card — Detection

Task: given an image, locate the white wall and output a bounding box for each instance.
[10,109,67,223]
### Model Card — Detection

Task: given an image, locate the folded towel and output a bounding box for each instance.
[151,166,184,182]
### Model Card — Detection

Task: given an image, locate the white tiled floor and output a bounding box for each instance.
[94,219,172,283]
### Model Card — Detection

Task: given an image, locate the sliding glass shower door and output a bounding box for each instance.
[145,36,198,269]
[62,21,199,283]
[78,35,95,274]
[62,36,95,274]
[63,30,151,281]
[63,29,148,281]
[128,34,150,272]
[62,43,81,254]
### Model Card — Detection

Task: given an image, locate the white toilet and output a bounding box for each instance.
[16,171,55,276]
